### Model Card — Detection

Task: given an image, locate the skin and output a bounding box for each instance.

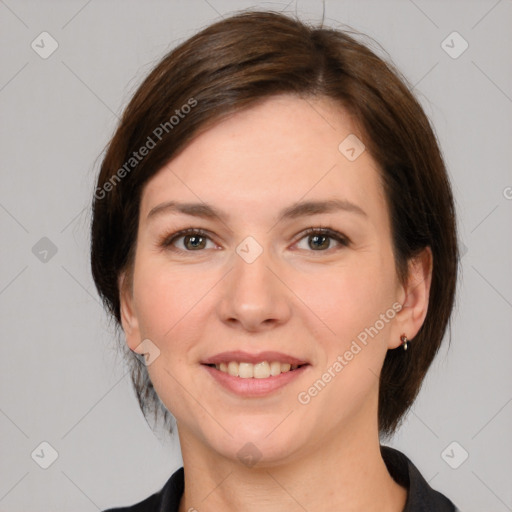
[119,94,432,511]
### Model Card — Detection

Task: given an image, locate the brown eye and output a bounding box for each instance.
[308,233,331,250]
[295,228,349,252]
[161,228,216,252]
[183,234,207,250]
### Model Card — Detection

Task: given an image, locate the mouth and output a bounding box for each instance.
[201,351,310,396]
[203,361,308,379]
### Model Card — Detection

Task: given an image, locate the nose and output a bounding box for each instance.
[216,244,293,332]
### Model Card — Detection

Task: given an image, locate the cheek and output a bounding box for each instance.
[293,264,396,420]
[130,258,209,415]
[131,256,223,354]
[293,258,397,346]
[133,258,192,336]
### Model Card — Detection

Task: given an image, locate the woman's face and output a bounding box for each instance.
[120,94,422,465]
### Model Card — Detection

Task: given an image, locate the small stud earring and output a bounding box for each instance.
[400,334,408,351]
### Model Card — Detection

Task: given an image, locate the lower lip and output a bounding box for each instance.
[202,364,309,397]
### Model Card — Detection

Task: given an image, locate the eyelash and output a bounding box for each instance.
[159,226,350,254]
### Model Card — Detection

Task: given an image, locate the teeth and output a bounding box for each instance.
[227,361,238,377]
[253,361,270,379]
[238,362,254,378]
[270,361,281,376]
[213,361,303,378]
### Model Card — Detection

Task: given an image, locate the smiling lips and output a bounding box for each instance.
[214,361,302,379]
[202,350,309,380]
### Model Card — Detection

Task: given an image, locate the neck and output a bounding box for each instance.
[177,418,407,512]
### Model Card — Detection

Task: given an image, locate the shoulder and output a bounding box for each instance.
[381,445,461,512]
[102,467,184,512]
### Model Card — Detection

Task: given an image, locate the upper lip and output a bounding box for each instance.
[201,351,309,366]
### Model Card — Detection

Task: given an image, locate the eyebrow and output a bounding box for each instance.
[147,199,367,224]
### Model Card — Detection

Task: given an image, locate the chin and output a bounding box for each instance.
[203,418,308,468]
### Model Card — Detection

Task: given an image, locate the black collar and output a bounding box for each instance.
[380,445,459,511]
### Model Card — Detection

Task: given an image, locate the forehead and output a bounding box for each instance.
[140,94,386,224]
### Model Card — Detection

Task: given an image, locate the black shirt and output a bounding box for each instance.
[103,445,460,511]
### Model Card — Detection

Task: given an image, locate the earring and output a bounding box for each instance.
[400,334,408,351]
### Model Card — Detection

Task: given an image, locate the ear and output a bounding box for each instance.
[118,270,142,354]
[389,247,433,349]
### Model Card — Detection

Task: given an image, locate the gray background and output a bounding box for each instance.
[1,0,511,510]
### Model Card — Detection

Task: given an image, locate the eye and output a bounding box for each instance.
[159,226,350,254]
[161,228,217,252]
[294,227,350,252]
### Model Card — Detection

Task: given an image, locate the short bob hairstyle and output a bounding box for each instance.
[90,10,458,438]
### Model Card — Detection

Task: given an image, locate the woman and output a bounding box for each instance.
[92,10,461,511]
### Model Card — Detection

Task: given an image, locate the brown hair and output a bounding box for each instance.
[90,10,458,438]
